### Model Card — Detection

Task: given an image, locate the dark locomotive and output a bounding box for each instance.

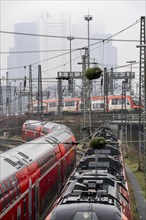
[45,126,132,220]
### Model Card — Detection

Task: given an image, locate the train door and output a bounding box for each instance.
[61,157,66,186]
[58,161,62,192]
[17,204,21,220]
[109,98,121,111]
[126,98,130,110]
[34,181,39,220]
[28,178,32,220]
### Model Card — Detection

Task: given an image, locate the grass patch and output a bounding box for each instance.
[127,178,140,220]
[125,158,146,199]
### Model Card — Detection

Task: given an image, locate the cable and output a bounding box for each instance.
[0,19,140,71]
[0,49,71,54]
[0,30,140,42]
[110,61,139,71]
[0,48,80,71]
[89,19,140,48]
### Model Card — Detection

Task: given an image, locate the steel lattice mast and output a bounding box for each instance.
[138,16,146,170]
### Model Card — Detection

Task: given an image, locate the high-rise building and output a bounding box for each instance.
[7,23,39,113]
[39,12,68,85]
[7,23,39,79]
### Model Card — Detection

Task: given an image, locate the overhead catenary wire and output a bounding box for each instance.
[0,18,141,72]
[0,37,140,55]
[0,30,140,43]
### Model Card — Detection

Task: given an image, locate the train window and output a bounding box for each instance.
[38,159,42,166]
[79,103,84,109]
[10,176,21,197]
[65,101,75,106]
[100,103,104,108]
[122,99,125,104]
[126,99,130,105]
[111,99,118,105]
[2,183,10,207]
[133,99,139,105]
[33,107,37,111]
[17,205,21,220]
[1,183,7,196]
[93,103,104,109]
[93,103,98,109]
[49,102,56,107]
[0,187,3,199]
[6,180,14,202]
[10,177,17,199]
[0,186,5,211]
[118,99,122,104]
[23,197,27,215]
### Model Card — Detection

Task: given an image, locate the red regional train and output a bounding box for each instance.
[31,95,142,115]
[22,120,66,142]
[0,125,76,220]
[45,126,132,220]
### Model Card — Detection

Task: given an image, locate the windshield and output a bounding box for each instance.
[133,99,139,105]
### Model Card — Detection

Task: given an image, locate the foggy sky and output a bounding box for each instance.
[1,0,146,78]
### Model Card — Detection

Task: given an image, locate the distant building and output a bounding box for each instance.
[6,23,39,113]
[91,34,117,69]
[0,84,28,115]
[38,12,68,85]
[87,34,118,96]
[7,22,39,82]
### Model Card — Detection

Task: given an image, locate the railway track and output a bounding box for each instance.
[76,148,86,164]
[0,138,23,153]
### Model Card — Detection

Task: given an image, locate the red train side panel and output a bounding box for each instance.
[0,126,76,220]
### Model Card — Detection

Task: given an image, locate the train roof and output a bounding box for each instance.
[85,145,120,157]
[0,155,26,182]
[92,95,132,100]
[41,122,66,132]
[42,97,82,103]
[0,128,74,182]
[77,155,122,170]
[50,203,121,220]
[60,173,120,202]
[49,171,122,219]
[22,120,44,130]
[0,137,55,181]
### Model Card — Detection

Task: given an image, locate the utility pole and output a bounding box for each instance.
[126,60,136,151]
[137,16,146,170]
[57,76,63,116]
[103,68,110,126]
[29,65,33,113]
[126,61,136,96]
[121,81,128,157]
[84,14,93,68]
[80,48,93,137]
[67,36,74,95]
[6,72,11,115]
[18,82,22,114]
[84,14,93,132]
[0,78,3,115]
[38,65,43,120]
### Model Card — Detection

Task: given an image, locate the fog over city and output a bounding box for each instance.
[0,0,146,90]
